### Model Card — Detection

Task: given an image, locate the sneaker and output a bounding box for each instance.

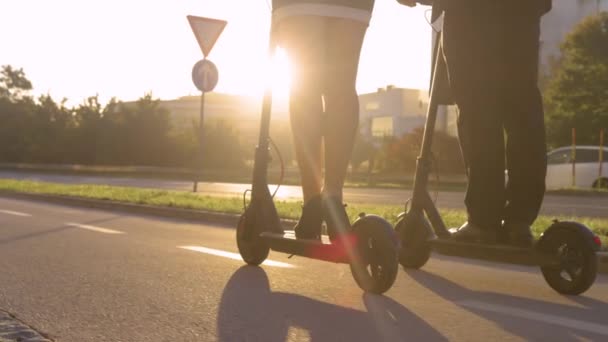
[449,221,497,244]
[294,195,323,240]
[321,194,351,242]
[503,222,534,248]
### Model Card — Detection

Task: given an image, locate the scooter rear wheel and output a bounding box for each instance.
[349,215,399,294]
[236,213,269,266]
[539,228,597,295]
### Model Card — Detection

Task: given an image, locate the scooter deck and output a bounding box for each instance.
[260,231,352,264]
[430,239,559,267]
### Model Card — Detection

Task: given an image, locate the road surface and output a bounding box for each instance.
[1,171,607,218]
[0,197,606,341]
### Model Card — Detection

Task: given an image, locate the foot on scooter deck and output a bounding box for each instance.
[260,231,357,264]
[430,239,558,266]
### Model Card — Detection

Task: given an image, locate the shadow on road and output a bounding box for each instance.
[0,225,72,245]
[407,269,608,340]
[217,266,447,342]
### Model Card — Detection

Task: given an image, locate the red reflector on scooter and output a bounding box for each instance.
[593,235,602,247]
[309,233,358,263]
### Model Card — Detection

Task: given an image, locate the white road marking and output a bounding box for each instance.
[0,209,32,217]
[179,246,294,268]
[459,300,608,336]
[65,223,125,235]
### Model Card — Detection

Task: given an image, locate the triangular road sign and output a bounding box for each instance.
[187,15,227,57]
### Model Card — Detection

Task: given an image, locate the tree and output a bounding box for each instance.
[0,65,32,101]
[375,127,464,174]
[121,94,171,165]
[350,133,377,172]
[200,119,246,169]
[71,96,104,164]
[544,13,608,148]
[27,95,74,163]
[0,66,35,162]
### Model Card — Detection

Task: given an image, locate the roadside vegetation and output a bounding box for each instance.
[0,179,605,248]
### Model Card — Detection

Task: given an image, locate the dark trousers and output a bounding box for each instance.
[441,5,547,230]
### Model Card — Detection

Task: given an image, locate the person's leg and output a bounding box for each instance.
[442,6,507,241]
[322,18,367,200]
[277,16,327,238]
[321,18,368,239]
[500,10,547,245]
[279,16,326,203]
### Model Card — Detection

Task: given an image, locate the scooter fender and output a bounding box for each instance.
[538,220,602,252]
[352,214,401,249]
[397,212,407,221]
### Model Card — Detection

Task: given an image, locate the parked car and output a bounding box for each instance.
[545,146,608,190]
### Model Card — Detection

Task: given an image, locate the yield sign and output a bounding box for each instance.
[187,15,227,57]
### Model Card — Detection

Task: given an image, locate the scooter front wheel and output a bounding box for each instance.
[349,215,399,294]
[236,213,269,266]
[538,225,598,295]
[395,213,433,269]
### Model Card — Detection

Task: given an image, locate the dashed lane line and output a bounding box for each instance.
[459,300,608,336]
[0,209,32,217]
[65,223,125,235]
[179,246,294,268]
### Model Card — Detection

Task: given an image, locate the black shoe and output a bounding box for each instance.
[294,195,323,240]
[503,222,534,248]
[321,195,351,242]
[449,221,497,244]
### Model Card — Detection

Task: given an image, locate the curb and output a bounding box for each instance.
[0,311,51,342]
[0,191,298,231]
[1,191,606,275]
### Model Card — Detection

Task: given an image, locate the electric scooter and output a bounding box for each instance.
[236,30,400,294]
[395,6,601,295]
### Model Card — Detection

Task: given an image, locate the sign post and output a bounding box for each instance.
[187,15,227,192]
[600,128,604,186]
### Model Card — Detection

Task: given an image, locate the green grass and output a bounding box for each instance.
[0,179,606,248]
[6,165,608,196]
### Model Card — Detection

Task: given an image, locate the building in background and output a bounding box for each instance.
[159,86,456,147]
[158,93,289,146]
[358,86,431,142]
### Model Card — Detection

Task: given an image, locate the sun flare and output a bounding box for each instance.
[269,47,292,101]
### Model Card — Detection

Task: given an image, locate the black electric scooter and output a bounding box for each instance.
[236,32,400,294]
[395,7,601,295]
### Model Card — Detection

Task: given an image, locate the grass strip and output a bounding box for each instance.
[0,179,606,247]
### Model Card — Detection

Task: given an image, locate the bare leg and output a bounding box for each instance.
[290,90,324,202]
[279,16,326,202]
[323,18,368,201]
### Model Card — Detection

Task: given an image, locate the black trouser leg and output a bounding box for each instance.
[501,17,547,226]
[442,6,547,230]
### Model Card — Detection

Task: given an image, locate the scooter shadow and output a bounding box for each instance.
[406,269,608,341]
[217,266,448,342]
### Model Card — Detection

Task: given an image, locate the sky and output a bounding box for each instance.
[0,0,434,106]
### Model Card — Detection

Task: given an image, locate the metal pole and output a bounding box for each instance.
[193,90,206,192]
[600,128,604,183]
[572,128,576,188]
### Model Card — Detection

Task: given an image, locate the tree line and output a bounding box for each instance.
[0,66,246,169]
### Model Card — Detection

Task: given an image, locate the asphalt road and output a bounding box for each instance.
[1,171,608,218]
[0,197,607,341]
